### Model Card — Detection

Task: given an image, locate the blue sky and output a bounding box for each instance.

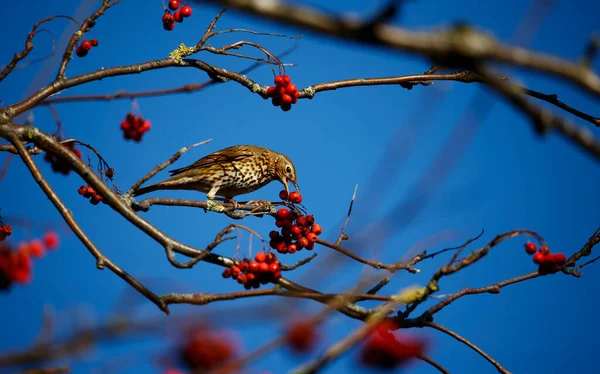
[1,0,599,373]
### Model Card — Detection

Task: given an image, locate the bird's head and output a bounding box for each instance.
[274,153,299,197]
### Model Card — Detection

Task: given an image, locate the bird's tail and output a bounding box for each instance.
[132,183,161,197]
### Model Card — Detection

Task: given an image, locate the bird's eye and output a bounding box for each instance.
[286,165,292,173]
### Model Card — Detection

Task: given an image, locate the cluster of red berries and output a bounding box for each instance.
[120,113,151,142]
[222,251,281,289]
[0,225,12,241]
[266,75,299,111]
[44,143,82,175]
[0,231,59,290]
[285,320,319,353]
[75,38,99,57]
[162,0,193,30]
[269,197,322,254]
[179,328,237,370]
[279,189,302,204]
[77,185,106,205]
[360,320,427,370]
[524,242,567,274]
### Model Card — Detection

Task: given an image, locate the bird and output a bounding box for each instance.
[133,145,299,201]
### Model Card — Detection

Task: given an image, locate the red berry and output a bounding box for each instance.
[287,244,297,254]
[75,46,87,57]
[255,252,267,263]
[222,268,232,278]
[281,103,292,112]
[246,273,256,282]
[43,231,59,250]
[258,262,269,273]
[276,208,290,220]
[105,168,115,178]
[533,252,545,265]
[174,10,184,22]
[305,215,315,225]
[168,0,180,10]
[554,253,567,265]
[231,266,241,278]
[163,21,175,30]
[281,227,291,237]
[273,271,281,280]
[281,94,293,105]
[269,230,280,240]
[276,241,287,253]
[292,95,299,104]
[282,75,291,85]
[126,113,136,123]
[90,38,98,47]
[91,194,103,204]
[181,5,192,17]
[249,261,259,273]
[78,185,87,195]
[238,261,249,273]
[28,240,46,258]
[524,242,537,255]
[296,215,307,226]
[267,86,277,98]
[289,192,302,204]
[269,263,280,273]
[311,224,323,236]
[279,190,289,200]
[274,75,285,86]
[291,225,302,236]
[266,252,277,263]
[269,239,281,249]
[297,237,309,248]
[286,84,298,95]
[306,233,318,243]
[81,40,92,51]
[237,273,248,284]
[271,97,281,107]
[162,12,174,23]
[306,242,315,250]
[286,321,317,353]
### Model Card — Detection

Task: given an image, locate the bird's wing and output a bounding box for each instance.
[168,145,259,176]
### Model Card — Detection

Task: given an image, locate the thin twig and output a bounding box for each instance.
[425,322,510,374]
[336,184,358,245]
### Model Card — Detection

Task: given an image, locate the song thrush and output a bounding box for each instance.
[133,145,299,200]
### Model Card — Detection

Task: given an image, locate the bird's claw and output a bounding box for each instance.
[223,198,240,211]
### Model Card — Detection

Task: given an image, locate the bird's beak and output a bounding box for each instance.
[292,180,300,194]
[280,176,290,197]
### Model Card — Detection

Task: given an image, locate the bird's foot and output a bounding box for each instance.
[206,199,225,212]
[223,198,240,211]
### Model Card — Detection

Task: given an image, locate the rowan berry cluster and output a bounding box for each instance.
[44,143,82,175]
[222,251,281,289]
[0,231,59,290]
[162,0,193,30]
[360,321,427,370]
[266,75,299,111]
[78,185,106,205]
[524,242,567,274]
[269,191,322,254]
[179,328,236,371]
[120,113,151,141]
[75,38,99,57]
[0,225,12,241]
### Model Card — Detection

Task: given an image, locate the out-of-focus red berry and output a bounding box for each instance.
[43,231,59,250]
